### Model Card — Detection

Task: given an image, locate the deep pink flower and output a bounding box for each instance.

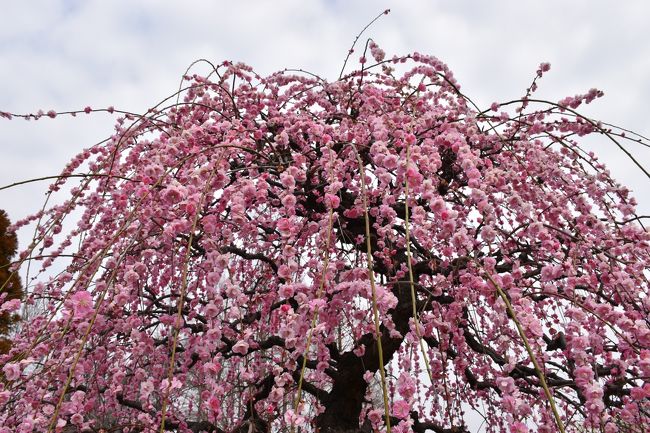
[207,395,221,414]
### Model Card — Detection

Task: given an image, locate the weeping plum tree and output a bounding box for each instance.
[0,40,649,433]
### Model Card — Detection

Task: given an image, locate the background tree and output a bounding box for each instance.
[0,43,649,433]
[0,209,23,355]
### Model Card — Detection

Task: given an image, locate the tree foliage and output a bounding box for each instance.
[1,44,649,433]
[0,209,23,355]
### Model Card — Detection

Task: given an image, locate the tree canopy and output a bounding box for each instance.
[0,209,23,355]
[0,44,649,433]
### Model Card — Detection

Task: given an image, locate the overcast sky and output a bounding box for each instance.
[1,0,649,236]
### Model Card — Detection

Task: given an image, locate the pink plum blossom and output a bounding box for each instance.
[392,399,411,419]
[2,363,20,381]
[70,291,94,318]
[232,340,249,355]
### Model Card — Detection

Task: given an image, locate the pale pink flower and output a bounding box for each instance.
[324,193,340,209]
[496,376,516,394]
[397,372,416,401]
[70,413,84,426]
[0,298,21,313]
[204,361,222,375]
[392,399,411,419]
[204,302,219,318]
[162,184,186,204]
[278,284,295,298]
[510,422,528,433]
[282,194,297,209]
[70,291,94,318]
[284,409,305,427]
[367,408,383,426]
[18,417,34,433]
[161,377,182,391]
[232,340,249,355]
[280,172,295,189]
[278,265,292,279]
[276,218,294,236]
[393,420,414,433]
[124,270,139,285]
[369,42,386,62]
[383,154,398,169]
[3,363,20,381]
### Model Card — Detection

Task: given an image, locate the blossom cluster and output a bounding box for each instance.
[1,44,649,433]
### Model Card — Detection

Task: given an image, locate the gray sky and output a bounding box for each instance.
[1,0,649,234]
